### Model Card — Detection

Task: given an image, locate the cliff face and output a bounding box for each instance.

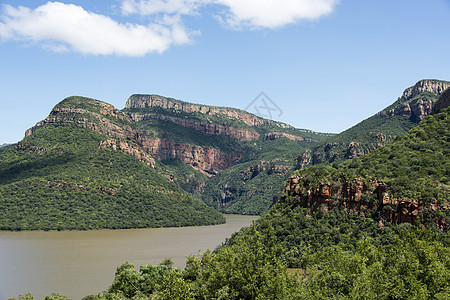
[25,97,157,168]
[284,175,448,229]
[138,136,241,176]
[433,88,450,113]
[25,96,245,176]
[126,94,288,128]
[128,112,260,142]
[380,79,450,121]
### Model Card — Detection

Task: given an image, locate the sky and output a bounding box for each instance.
[0,0,449,144]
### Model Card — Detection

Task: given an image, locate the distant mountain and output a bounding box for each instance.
[296,79,450,169]
[0,97,225,230]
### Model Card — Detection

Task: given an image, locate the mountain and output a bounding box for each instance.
[123,94,332,215]
[296,79,450,169]
[223,99,449,272]
[0,96,225,230]
[90,99,450,300]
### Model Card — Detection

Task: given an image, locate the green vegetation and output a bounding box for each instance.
[302,82,447,167]
[19,225,445,299]
[162,158,208,198]
[201,138,315,215]
[126,98,331,215]
[293,106,450,209]
[8,89,450,299]
[0,125,224,230]
[9,293,68,300]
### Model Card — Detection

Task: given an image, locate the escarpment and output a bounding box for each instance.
[379,79,450,121]
[283,175,449,229]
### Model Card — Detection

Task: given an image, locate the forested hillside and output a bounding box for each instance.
[0,97,225,230]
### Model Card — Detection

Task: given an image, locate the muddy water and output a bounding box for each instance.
[0,214,257,299]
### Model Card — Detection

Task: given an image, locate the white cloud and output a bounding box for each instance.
[216,0,339,29]
[123,0,338,29]
[0,1,192,56]
[121,0,208,16]
[0,0,338,56]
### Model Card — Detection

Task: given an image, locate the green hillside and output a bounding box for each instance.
[8,90,450,300]
[297,79,450,169]
[225,105,450,267]
[0,98,225,230]
[200,137,314,215]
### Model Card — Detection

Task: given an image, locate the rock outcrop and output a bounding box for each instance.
[138,136,241,176]
[25,96,244,176]
[128,112,260,141]
[283,175,449,229]
[126,94,294,128]
[295,79,450,170]
[380,79,450,121]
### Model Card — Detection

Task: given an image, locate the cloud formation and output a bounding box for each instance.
[0,2,192,56]
[217,0,338,29]
[0,0,338,56]
[123,0,338,28]
[121,0,207,16]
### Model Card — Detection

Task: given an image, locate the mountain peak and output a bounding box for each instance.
[400,79,450,102]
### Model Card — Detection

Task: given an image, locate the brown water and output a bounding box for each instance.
[0,215,257,300]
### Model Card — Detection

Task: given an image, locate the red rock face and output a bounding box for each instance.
[284,175,449,229]
[139,136,241,176]
[26,99,243,176]
[126,94,278,127]
[128,112,260,141]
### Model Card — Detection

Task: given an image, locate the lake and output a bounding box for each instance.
[0,214,258,299]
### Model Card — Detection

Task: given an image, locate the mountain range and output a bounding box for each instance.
[0,79,449,230]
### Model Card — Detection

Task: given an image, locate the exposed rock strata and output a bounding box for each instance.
[284,175,449,229]
[264,132,305,142]
[138,136,241,176]
[25,98,241,175]
[126,94,294,128]
[380,79,450,121]
[128,112,260,141]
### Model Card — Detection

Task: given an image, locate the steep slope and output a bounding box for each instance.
[223,105,449,272]
[0,96,225,230]
[123,94,332,215]
[296,79,450,169]
[286,106,450,228]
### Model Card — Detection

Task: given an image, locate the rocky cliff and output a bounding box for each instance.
[379,79,450,121]
[25,96,246,176]
[286,104,450,228]
[128,112,260,142]
[284,175,448,229]
[296,79,450,169]
[126,94,291,128]
[25,97,157,168]
[138,135,241,176]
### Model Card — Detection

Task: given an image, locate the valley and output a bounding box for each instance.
[2,79,449,299]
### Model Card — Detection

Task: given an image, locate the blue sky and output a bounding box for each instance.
[1,0,449,143]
